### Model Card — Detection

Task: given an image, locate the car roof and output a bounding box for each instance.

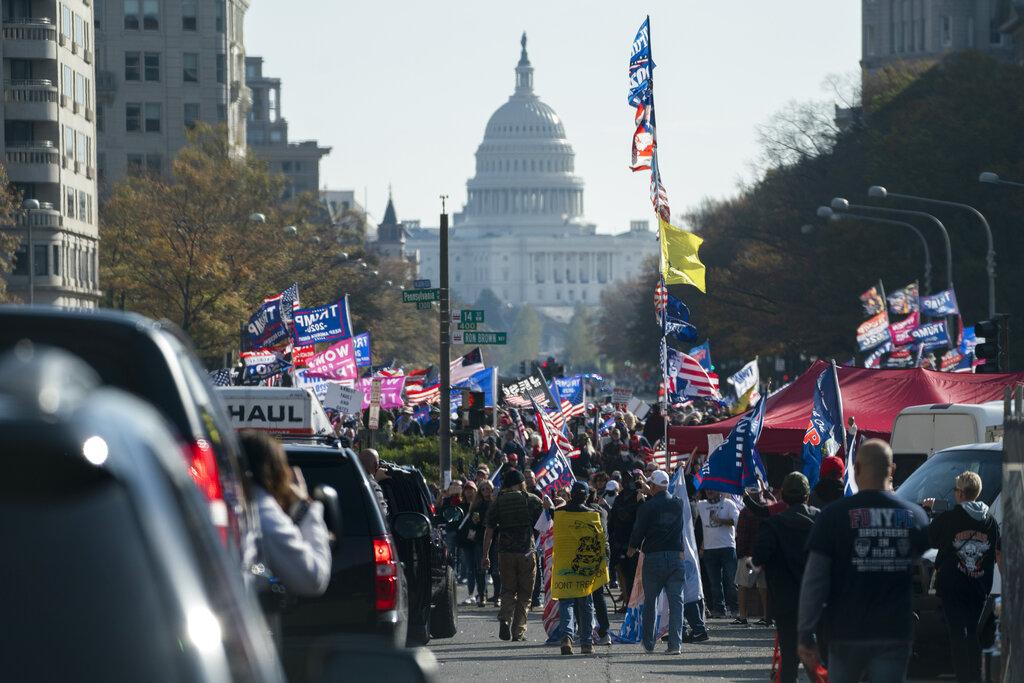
[935,442,1003,454]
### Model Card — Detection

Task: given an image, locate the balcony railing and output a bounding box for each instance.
[2,18,57,43]
[5,141,60,166]
[4,80,59,104]
[16,207,63,230]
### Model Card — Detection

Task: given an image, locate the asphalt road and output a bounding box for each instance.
[430,584,779,682]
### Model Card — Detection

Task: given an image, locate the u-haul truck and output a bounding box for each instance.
[216,386,334,439]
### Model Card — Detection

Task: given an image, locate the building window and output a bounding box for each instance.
[269,130,283,142]
[65,186,76,219]
[144,103,162,132]
[125,52,141,81]
[97,152,106,181]
[142,0,158,30]
[146,154,162,174]
[62,65,73,99]
[75,131,88,165]
[127,154,145,173]
[991,0,1006,44]
[63,126,75,161]
[77,192,87,223]
[864,24,876,56]
[125,103,141,132]
[12,248,28,276]
[31,244,48,277]
[86,195,93,222]
[123,0,139,29]
[144,52,160,81]
[215,2,224,32]
[96,105,105,132]
[217,104,226,121]
[94,0,103,30]
[61,4,73,40]
[73,13,84,47]
[184,103,200,129]
[941,16,952,46]
[74,73,87,107]
[52,245,61,276]
[183,53,199,83]
[968,17,976,47]
[182,0,196,30]
[216,54,226,83]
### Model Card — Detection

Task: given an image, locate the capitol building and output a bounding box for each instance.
[389,34,658,322]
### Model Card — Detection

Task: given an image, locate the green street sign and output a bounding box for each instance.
[457,322,477,330]
[461,310,485,323]
[462,331,507,345]
[402,288,440,303]
[416,301,433,310]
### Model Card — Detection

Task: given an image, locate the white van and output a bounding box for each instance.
[890,402,1003,485]
[216,386,334,439]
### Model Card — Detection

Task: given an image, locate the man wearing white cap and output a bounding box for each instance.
[626,469,687,655]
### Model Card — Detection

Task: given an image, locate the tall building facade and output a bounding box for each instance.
[92,0,250,185]
[862,0,1018,73]
[1,0,102,307]
[404,34,659,319]
[245,56,329,199]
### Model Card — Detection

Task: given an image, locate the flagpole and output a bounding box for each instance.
[439,200,452,488]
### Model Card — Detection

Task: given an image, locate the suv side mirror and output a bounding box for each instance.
[313,484,342,547]
[441,505,464,525]
[393,511,432,541]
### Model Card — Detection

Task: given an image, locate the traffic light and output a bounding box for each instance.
[974,315,1009,373]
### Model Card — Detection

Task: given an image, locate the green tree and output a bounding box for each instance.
[595,255,664,369]
[502,304,541,368]
[563,304,598,369]
[0,165,22,303]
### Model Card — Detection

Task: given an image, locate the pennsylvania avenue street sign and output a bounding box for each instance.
[403,288,440,303]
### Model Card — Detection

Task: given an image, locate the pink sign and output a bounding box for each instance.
[889,311,920,346]
[358,376,407,409]
[304,339,357,381]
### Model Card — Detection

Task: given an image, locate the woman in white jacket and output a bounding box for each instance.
[240,431,332,597]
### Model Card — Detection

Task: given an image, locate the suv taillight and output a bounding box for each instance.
[186,439,228,543]
[373,537,398,611]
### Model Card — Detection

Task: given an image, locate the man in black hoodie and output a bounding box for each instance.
[924,471,1002,683]
[753,472,818,683]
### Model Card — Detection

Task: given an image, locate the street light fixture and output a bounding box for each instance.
[248,212,266,224]
[831,196,953,292]
[21,198,40,305]
[815,205,934,294]
[868,185,995,317]
[979,171,1024,188]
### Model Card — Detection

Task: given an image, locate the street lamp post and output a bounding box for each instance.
[22,198,40,305]
[829,197,953,292]
[814,206,933,294]
[979,171,1024,189]
[868,186,995,317]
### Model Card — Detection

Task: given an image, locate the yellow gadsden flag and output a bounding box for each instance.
[551,511,609,600]
[659,217,706,292]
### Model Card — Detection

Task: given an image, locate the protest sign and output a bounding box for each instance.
[292,297,354,345]
[304,338,358,382]
[551,511,610,600]
[358,376,406,409]
[910,320,951,350]
[856,311,891,351]
[354,332,372,367]
[920,289,959,317]
[889,311,920,347]
[612,387,633,405]
[291,344,316,368]
[727,359,759,398]
[324,383,364,414]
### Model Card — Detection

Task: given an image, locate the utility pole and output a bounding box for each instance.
[439,196,452,487]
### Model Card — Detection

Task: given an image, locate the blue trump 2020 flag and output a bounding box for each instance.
[532,443,575,496]
[696,395,768,494]
[689,341,712,371]
[663,293,698,344]
[292,296,354,346]
[800,362,846,488]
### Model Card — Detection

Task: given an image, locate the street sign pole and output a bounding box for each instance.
[439,200,452,488]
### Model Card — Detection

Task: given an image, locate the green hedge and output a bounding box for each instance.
[377,435,475,485]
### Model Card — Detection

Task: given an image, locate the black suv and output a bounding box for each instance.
[0,348,283,682]
[0,307,258,576]
[279,443,408,655]
[379,464,460,645]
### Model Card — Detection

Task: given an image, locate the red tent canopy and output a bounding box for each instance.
[668,360,1024,456]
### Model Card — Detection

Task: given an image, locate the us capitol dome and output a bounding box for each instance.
[399,33,658,320]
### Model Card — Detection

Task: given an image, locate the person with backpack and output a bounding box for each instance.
[482,469,544,641]
[753,473,819,683]
[923,471,1002,683]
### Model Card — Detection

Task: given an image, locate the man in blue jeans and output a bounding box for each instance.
[627,469,686,655]
[552,481,604,655]
[696,490,740,617]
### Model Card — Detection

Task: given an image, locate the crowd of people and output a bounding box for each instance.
[423,401,1002,683]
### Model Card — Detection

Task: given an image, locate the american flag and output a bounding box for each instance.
[654,278,668,322]
[549,399,584,429]
[450,348,485,385]
[537,512,561,640]
[677,351,720,398]
[533,399,580,459]
[208,368,233,387]
[405,366,440,405]
[505,394,532,409]
[279,282,300,327]
[650,153,671,222]
[507,408,530,446]
[651,450,689,472]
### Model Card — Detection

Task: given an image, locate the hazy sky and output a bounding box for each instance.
[247,1,861,232]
